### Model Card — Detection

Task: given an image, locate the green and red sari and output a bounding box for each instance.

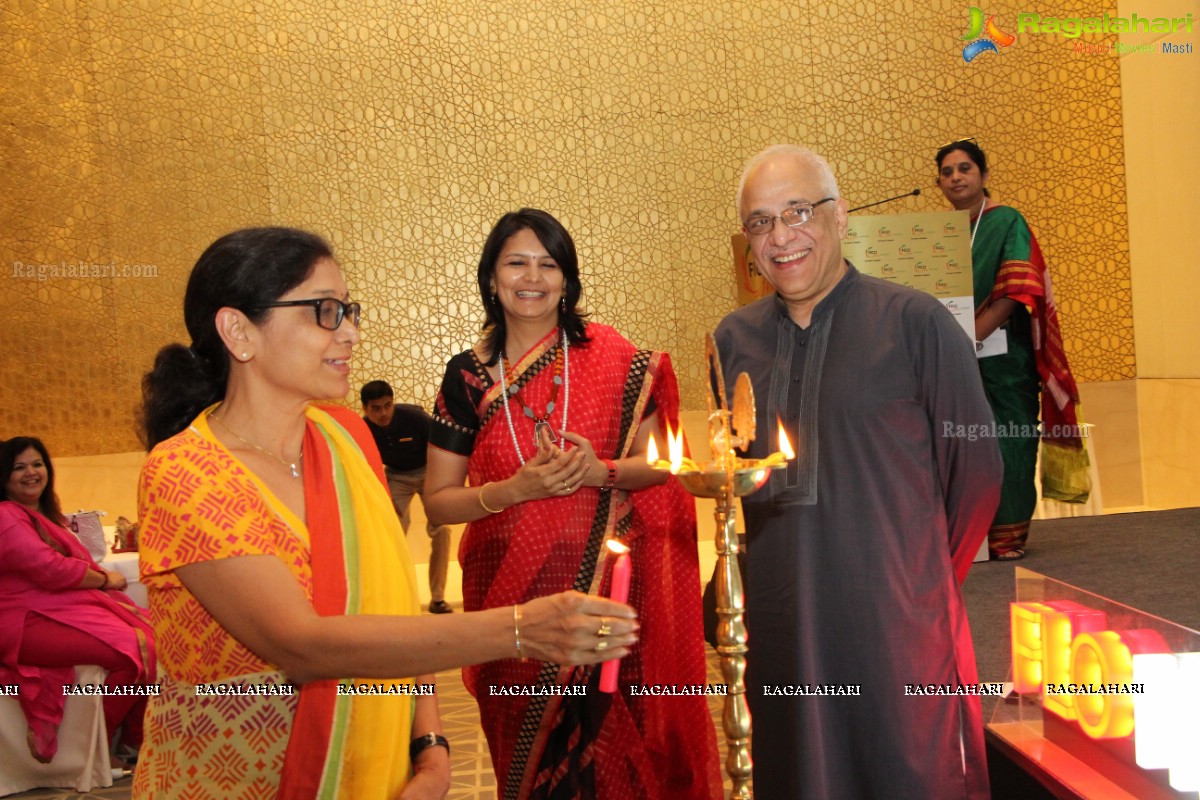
[972,205,1086,557]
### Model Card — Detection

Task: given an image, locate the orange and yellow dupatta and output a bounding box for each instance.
[278,404,421,799]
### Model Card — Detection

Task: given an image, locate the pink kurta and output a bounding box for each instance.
[0,501,154,760]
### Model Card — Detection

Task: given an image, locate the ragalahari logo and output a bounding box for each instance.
[962,7,1017,61]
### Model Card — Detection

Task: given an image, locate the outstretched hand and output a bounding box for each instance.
[521,591,639,665]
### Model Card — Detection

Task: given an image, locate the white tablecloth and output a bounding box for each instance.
[98,552,145,608]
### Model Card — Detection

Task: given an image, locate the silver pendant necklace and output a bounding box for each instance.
[498,329,570,465]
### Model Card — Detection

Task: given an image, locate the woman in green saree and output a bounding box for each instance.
[936,140,1085,559]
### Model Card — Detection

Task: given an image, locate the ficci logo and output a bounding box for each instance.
[962,6,1016,61]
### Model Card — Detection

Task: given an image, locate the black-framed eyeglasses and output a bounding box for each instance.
[254,298,361,330]
[743,197,836,237]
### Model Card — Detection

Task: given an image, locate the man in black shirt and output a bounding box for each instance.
[361,380,453,613]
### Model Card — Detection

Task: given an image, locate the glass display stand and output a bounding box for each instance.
[986,567,1200,799]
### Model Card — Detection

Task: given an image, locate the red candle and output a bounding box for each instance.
[599,540,631,693]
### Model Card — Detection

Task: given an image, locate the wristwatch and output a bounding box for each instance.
[409,732,450,763]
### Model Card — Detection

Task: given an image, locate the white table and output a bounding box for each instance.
[98,552,145,608]
[97,526,146,608]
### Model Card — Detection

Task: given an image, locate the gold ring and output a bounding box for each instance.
[595,638,610,653]
[597,618,613,637]
[562,481,569,491]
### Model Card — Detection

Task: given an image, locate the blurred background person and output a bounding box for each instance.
[0,436,155,766]
[424,208,721,799]
[361,380,453,614]
[136,226,636,799]
[936,139,1085,560]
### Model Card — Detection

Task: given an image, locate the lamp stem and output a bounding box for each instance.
[714,475,753,799]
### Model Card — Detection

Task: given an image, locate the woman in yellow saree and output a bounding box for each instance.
[134,227,638,799]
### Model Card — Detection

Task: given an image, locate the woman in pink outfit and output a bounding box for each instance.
[0,436,156,764]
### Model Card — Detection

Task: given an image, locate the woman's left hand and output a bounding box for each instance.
[558,431,604,488]
[397,745,450,799]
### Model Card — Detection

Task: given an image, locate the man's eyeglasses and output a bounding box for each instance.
[743,198,836,237]
[254,298,362,330]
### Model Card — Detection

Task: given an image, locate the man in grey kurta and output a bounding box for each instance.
[714,145,1002,799]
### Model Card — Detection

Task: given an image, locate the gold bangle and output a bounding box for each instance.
[513,603,525,659]
[478,482,504,514]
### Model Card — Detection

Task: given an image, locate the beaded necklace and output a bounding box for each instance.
[498,329,570,465]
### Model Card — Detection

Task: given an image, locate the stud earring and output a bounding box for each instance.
[241,352,250,361]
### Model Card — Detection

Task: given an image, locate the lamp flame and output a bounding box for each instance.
[667,425,685,474]
[606,539,630,555]
[646,435,659,464]
[778,424,795,460]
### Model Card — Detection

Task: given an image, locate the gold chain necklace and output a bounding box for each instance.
[210,411,303,479]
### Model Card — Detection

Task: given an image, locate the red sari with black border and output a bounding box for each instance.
[433,323,722,800]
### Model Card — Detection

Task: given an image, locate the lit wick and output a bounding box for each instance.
[761,423,795,468]
[646,425,700,473]
[599,539,631,694]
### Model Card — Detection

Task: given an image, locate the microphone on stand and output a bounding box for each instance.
[847,188,921,214]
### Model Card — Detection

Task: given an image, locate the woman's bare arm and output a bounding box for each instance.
[176,554,637,684]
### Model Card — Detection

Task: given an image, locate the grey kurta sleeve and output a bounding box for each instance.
[918,304,1003,582]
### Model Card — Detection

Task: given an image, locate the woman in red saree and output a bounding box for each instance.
[134,227,637,799]
[425,209,722,800]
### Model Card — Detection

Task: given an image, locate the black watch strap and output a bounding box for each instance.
[409,732,449,763]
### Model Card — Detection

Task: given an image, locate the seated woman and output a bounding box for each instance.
[0,436,156,765]
[424,208,722,799]
[134,226,637,799]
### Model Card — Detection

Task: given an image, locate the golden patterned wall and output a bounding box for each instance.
[1,0,1133,456]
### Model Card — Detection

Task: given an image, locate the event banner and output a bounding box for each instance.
[731,210,975,343]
